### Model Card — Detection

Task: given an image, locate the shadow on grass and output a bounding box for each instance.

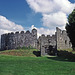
[33,51,41,57]
[47,50,75,62]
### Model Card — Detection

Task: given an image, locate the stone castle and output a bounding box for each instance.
[1,27,72,56]
[1,29,37,50]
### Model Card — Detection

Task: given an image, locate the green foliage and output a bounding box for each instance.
[66,9,75,49]
[68,9,75,25]
[0,55,75,75]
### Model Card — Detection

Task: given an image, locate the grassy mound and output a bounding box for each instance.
[0,47,40,57]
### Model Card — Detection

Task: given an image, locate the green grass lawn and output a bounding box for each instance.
[0,55,75,75]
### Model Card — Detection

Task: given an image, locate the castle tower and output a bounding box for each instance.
[8,32,15,49]
[1,34,7,50]
[56,27,62,50]
[15,31,20,48]
[32,29,37,48]
[56,27,72,50]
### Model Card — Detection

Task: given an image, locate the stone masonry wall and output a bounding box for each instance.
[1,27,72,56]
[1,29,37,50]
[37,27,72,56]
[37,34,56,56]
[56,27,72,50]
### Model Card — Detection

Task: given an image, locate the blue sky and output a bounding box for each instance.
[0,0,42,29]
[0,0,75,37]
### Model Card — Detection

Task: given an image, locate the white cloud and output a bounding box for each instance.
[0,15,24,48]
[26,0,75,14]
[42,12,68,30]
[54,0,75,14]
[26,0,54,14]
[0,15,24,31]
[31,25,55,38]
[0,15,24,36]
[26,0,75,30]
[31,25,37,29]
[37,27,55,37]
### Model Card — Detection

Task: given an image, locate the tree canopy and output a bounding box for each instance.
[66,9,75,49]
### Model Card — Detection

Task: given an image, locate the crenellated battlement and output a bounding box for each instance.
[1,29,37,50]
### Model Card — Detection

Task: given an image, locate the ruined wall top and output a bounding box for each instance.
[1,29,37,37]
[56,27,67,35]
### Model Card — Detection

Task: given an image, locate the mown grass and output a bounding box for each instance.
[0,55,75,75]
[0,48,75,75]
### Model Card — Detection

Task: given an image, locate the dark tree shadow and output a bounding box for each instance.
[47,50,75,62]
[33,51,41,57]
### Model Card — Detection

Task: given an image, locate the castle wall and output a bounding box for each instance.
[32,29,37,48]
[38,34,57,56]
[38,27,72,56]
[1,27,72,56]
[1,29,37,50]
[1,34,7,50]
[56,27,72,50]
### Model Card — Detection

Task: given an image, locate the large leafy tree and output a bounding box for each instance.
[66,9,75,50]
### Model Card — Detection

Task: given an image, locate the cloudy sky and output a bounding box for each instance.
[0,0,75,47]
